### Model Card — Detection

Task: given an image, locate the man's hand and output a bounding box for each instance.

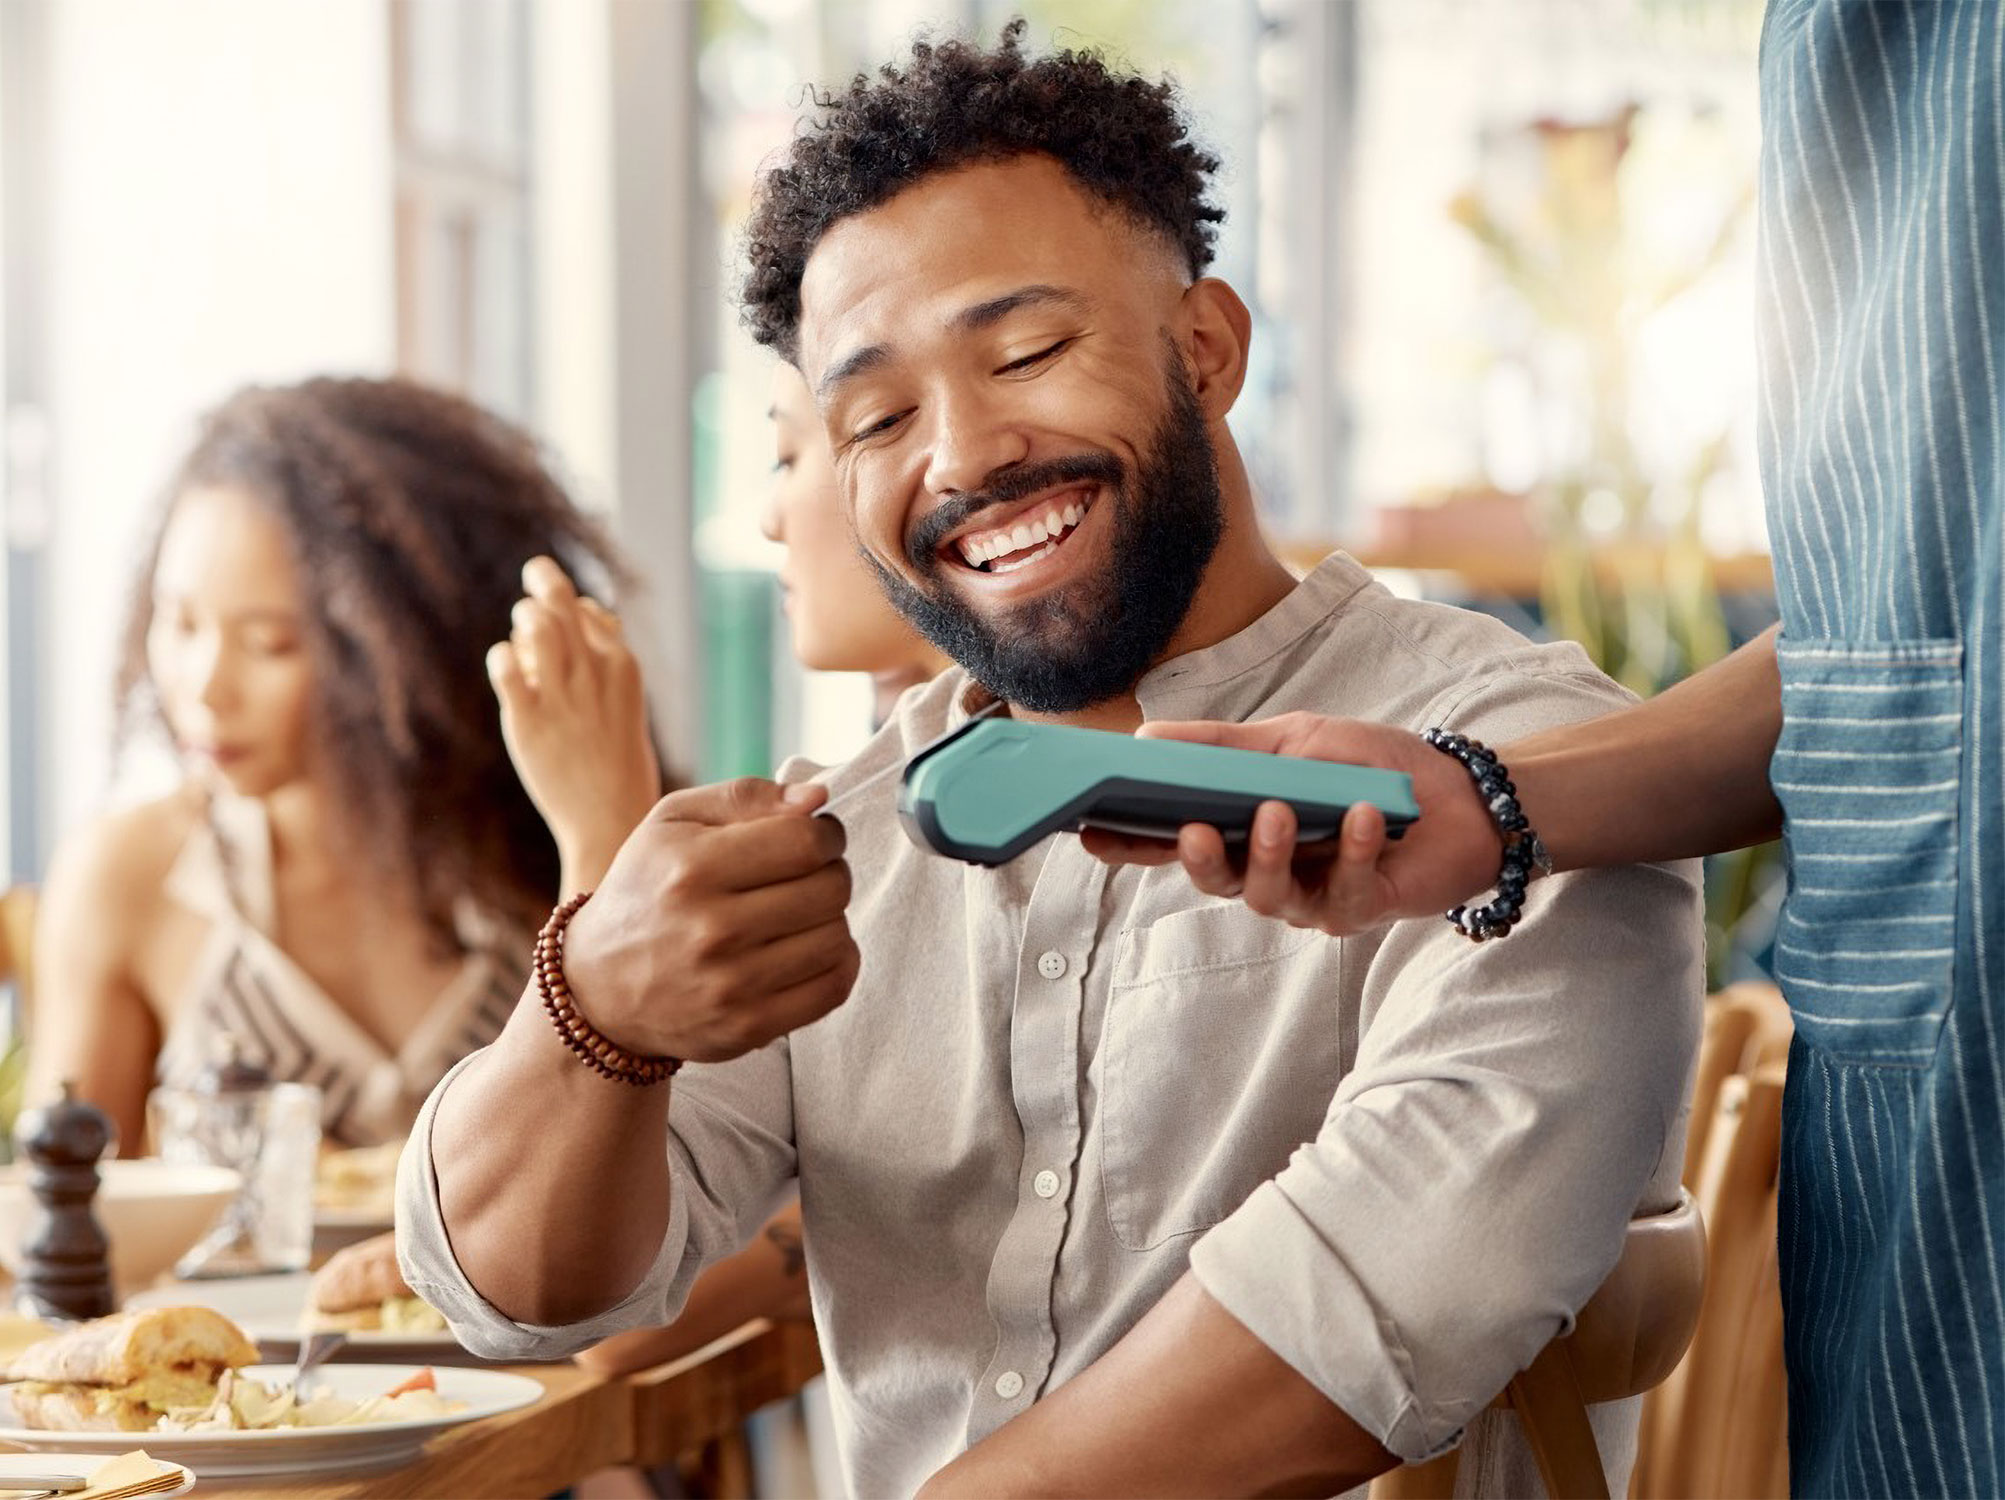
[489,556,663,891]
[560,778,859,1062]
[1079,713,1500,936]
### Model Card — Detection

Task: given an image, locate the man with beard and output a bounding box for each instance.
[398,25,1702,1498]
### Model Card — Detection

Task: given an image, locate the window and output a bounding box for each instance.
[391,0,533,421]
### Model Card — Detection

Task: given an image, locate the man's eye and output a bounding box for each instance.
[849,412,905,445]
[999,339,1073,374]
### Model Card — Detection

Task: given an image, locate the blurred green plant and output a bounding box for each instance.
[0,1028,28,1165]
[1452,103,1778,989]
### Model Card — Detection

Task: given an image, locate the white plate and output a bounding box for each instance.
[125,1274,461,1359]
[0,1450,195,1496]
[0,1365,542,1479]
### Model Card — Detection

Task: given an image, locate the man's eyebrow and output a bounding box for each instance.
[951,283,1090,333]
[816,285,1090,403]
[817,343,891,403]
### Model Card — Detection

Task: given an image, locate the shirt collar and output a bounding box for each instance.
[1135,551,1372,713]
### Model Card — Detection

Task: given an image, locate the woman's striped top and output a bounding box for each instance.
[153,790,525,1148]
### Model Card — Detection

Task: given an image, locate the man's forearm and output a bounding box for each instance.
[574,1205,812,1378]
[1508,625,1783,871]
[921,1276,1394,1499]
[430,994,675,1326]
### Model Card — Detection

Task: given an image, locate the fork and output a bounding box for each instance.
[288,1329,347,1395]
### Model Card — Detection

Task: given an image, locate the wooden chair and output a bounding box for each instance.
[1631,1060,1789,1499]
[1679,984,1792,1188]
[1372,1189,1707,1500]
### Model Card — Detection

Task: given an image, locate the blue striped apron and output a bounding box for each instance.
[1758,3,2004,1493]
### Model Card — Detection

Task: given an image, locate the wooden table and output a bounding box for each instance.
[253,1319,823,1499]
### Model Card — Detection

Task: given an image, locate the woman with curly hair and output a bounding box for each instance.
[26,375,666,1152]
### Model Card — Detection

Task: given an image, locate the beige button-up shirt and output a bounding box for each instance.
[399,555,1703,1497]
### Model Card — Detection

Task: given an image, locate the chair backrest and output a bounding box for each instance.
[1632,1061,1789,1499]
[1717,983,1793,1074]
[1681,983,1792,1187]
[1370,1191,1707,1500]
[1559,1189,1707,1405]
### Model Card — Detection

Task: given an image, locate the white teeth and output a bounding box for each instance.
[956,496,1092,570]
[991,539,1060,574]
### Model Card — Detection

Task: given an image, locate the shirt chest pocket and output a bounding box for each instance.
[1097,904,1344,1251]
[1771,639,1963,1065]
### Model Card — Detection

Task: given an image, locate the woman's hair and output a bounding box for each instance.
[117,375,648,949]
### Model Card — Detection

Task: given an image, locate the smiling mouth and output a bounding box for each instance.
[951,492,1095,575]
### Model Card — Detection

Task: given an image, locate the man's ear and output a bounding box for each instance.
[1180,278,1253,419]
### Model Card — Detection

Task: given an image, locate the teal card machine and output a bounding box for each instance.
[896,715,1420,867]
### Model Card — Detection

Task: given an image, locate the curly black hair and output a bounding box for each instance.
[741,18,1224,362]
[117,375,657,952]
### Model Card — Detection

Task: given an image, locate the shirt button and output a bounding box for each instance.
[1036,951,1068,980]
[995,1370,1025,1400]
[1033,1169,1060,1199]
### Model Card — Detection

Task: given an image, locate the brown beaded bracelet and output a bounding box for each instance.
[535,891,682,1087]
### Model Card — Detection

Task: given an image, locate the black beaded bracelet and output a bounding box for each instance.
[1421,728,1553,942]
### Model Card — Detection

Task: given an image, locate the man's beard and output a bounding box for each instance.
[866,357,1225,713]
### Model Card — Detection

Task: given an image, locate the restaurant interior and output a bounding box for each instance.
[0,0,1795,1496]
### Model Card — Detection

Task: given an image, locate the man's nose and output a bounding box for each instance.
[920,387,1031,500]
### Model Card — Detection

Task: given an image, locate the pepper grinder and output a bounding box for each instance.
[13,1081,115,1321]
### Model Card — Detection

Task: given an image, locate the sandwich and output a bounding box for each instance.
[305,1232,446,1335]
[2,1305,257,1431]
[314,1142,400,1222]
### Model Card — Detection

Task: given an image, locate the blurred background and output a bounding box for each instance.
[0,0,1779,981]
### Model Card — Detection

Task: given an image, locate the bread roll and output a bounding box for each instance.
[7,1306,256,1387]
[3,1385,147,1432]
[307,1232,411,1319]
[1,1306,256,1431]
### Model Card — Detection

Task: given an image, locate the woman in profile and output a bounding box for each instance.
[27,376,665,1152]
[761,360,948,724]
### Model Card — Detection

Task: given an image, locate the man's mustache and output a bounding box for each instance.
[905,454,1125,570]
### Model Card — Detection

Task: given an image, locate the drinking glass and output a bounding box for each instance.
[147,1080,321,1276]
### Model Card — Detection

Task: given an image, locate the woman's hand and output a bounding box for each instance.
[488,557,662,893]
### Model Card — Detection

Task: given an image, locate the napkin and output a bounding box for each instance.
[0,1450,186,1499]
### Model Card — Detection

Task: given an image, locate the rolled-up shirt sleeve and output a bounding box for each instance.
[396,1036,801,1361]
[1189,856,1703,1462]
